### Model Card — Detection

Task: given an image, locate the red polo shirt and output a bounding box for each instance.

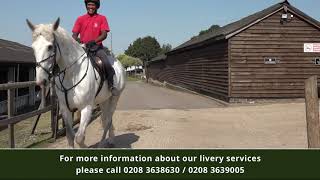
[72,13,110,45]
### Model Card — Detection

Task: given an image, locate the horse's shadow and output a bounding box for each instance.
[89,133,140,149]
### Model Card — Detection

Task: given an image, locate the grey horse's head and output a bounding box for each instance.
[26,18,60,87]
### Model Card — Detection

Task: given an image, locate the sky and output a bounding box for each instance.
[0,0,320,55]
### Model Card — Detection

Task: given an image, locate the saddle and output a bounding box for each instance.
[93,56,107,79]
[85,47,107,97]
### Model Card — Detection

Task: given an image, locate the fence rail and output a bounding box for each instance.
[0,105,53,126]
[0,81,58,148]
[0,81,37,91]
[0,94,41,114]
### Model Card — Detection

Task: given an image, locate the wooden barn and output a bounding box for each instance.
[147,0,320,102]
[0,38,37,114]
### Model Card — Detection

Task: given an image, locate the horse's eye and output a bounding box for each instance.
[48,45,54,51]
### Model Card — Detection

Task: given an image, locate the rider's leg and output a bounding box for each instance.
[95,49,116,90]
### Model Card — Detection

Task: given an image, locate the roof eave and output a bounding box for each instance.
[225,7,284,39]
[149,57,167,64]
[167,1,320,55]
[148,54,168,65]
[168,34,226,55]
[226,4,320,39]
[287,7,320,30]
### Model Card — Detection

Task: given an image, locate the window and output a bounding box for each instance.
[264,57,278,65]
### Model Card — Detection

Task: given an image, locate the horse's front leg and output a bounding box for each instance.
[61,108,75,148]
[75,105,93,148]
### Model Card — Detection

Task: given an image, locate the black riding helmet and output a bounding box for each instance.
[84,0,100,9]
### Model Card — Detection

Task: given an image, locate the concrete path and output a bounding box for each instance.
[117,81,223,110]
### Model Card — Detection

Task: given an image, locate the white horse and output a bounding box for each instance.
[27,18,126,148]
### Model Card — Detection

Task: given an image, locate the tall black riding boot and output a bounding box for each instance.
[106,67,119,96]
[95,48,120,96]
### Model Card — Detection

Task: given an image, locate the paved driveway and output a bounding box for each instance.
[117,81,223,110]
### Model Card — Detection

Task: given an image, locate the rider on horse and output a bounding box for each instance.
[72,0,118,95]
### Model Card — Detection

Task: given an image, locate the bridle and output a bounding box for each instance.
[36,33,88,112]
[35,34,61,80]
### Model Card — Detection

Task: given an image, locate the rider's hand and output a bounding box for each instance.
[86,40,97,48]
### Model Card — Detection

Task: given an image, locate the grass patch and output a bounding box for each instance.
[0,105,104,148]
[0,112,53,148]
[127,76,141,82]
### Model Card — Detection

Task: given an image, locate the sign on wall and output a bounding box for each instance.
[304,43,320,53]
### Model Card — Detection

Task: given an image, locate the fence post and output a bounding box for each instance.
[28,67,36,106]
[7,84,15,148]
[305,75,320,148]
[30,87,47,135]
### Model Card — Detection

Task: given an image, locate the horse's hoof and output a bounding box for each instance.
[79,144,88,148]
[67,145,75,149]
[75,134,85,147]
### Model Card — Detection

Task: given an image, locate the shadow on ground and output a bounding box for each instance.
[90,133,139,149]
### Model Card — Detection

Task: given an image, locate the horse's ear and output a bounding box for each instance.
[53,17,60,31]
[26,19,35,31]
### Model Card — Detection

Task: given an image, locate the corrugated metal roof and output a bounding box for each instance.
[0,39,35,64]
[169,0,320,53]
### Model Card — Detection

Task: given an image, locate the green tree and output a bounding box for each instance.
[191,24,221,40]
[159,43,172,55]
[117,54,142,69]
[199,25,221,36]
[125,36,161,66]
